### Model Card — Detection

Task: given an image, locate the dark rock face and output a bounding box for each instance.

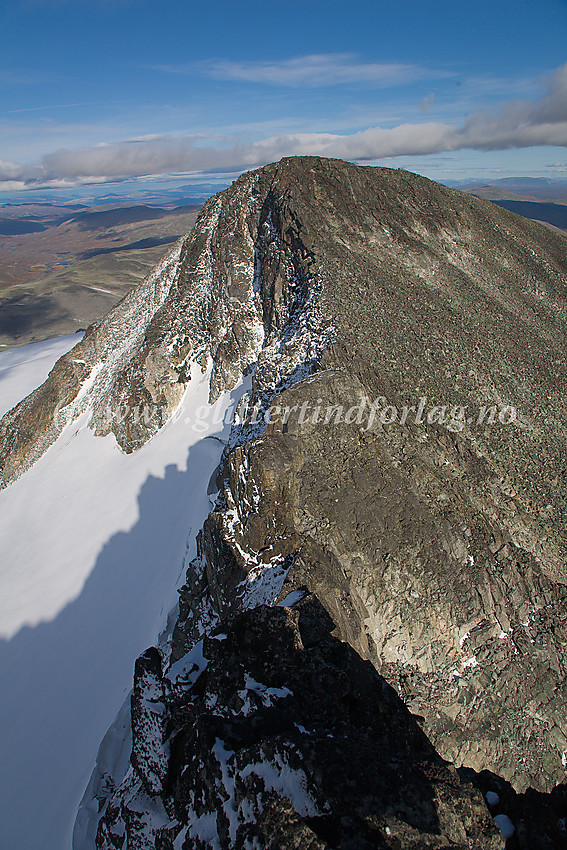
[96,598,503,849]
[459,767,567,850]
[154,157,567,794]
[131,648,169,797]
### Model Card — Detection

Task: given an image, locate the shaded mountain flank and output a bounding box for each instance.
[70,204,200,231]
[1,157,567,846]
[489,200,567,232]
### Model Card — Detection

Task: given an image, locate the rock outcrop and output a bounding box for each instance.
[2,156,567,841]
[96,597,503,850]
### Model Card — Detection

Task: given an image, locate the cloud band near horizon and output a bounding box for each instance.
[2,64,566,189]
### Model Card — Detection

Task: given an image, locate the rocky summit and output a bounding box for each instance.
[1,156,567,847]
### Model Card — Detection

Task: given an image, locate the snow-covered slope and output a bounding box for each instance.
[0,334,82,419]
[0,359,247,850]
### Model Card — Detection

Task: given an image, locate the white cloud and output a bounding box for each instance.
[7,101,108,114]
[3,64,567,188]
[451,64,567,150]
[196,53,450,88]
[0,159,24,180]
[0,180,28,192]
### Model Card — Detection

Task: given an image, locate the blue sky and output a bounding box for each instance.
[0,0,566,193]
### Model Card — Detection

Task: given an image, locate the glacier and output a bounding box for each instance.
[0,334,82,419]
[0,347,247,850]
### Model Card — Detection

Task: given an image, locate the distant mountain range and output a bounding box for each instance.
[489,199,567,230]
[447,177,567,234]
[446,175,567,201]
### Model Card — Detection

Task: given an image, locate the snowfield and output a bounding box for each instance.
[0,338,246,850]
[0,333,82,419]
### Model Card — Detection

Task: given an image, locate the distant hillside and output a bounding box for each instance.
[0,202,201,347]
[0,219,49,236]
[449,176,567,202]
[489,199,567,231]
[71,203,200,230]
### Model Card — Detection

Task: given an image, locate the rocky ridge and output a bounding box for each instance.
[96,597,504,849]
[0,166,332,485]
[1,157,567,845]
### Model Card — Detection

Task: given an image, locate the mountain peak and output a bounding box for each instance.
[1,158,567,848]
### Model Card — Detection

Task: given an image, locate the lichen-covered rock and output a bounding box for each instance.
[196,364,567,792]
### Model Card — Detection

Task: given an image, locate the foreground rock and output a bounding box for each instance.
[97,598,503,849]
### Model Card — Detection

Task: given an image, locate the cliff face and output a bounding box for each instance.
[1,157,567,844]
